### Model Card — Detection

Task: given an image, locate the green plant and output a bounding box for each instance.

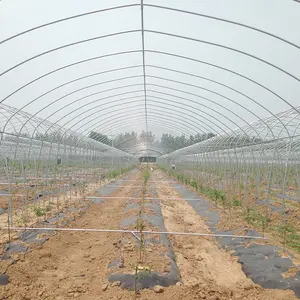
[232,196,241,207]
[244,207,270,230]
[273,223,300,252]
[107,170,119,179]
[134,265,152,295]
[143,169,150,183]
[190,179,198,190]
[34,206,46,217]
[20,215,27,226]
[78,181,88,196]
[45,205,52,212]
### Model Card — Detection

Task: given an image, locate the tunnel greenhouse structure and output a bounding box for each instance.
[0,1,300,293]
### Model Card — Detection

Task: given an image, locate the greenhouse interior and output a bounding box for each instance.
[0,1,300,299]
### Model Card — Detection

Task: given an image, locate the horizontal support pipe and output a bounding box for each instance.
[2,226,267,239]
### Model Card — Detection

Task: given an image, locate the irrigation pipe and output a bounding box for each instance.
[105,185,144,188]
[86,196,228,202]
[2,227,267,240]
[131,231,141,241]
[119,180,176,183]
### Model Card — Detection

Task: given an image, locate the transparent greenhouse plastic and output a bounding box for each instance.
[0,2,300,296]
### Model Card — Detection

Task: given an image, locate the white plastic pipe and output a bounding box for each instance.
[1,226,267,239]
[87,196,215,201]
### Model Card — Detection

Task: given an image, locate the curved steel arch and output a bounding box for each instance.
[61,100,217,140]
[38,104,210,150]
[145,30,300,84]
[0,2,297,145]
[4,62,280,132]
[146,50,300,114]
[43,115,196,161]
[16,83,240,142]
[144,4,300,50]
[27,88,234,146]
[0,4,140,45]
[36,94,222,149]
[2,49,293,140]
[8,71,273,139]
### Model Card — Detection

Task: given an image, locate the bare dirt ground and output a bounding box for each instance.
[0,167,298,299]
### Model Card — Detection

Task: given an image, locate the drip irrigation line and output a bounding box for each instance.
[119,180,175,183]
[102,185,144,187]
[2,226,267,240]
[85,196,246,202]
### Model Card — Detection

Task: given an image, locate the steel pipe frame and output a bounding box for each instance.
[16,88,231,156]
[0,49,292,149]
[1,2,299,239]
[2,63,282,139]
[0,2,296,151]
[1,28,299,114]
[39,108,203,163]
[1,21,297,138]
[2,53,291,140]
[11,75,269,141]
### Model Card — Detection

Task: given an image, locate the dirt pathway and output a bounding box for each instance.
[0,168,298,299]
[152,168,298,299]
[0,171,144,300]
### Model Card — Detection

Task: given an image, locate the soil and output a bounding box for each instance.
[0,167,298,299]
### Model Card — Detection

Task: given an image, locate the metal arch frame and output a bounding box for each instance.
[162,110,300,160]
[0,0,299,143]
[2,62,281,135]
[23,83,242,142]
[75,116,209,154]
[0,4,141,45]
[140,0,149,150]
[59,103,212,142]
[97,116,195,139]
[38,102,211,155]
[27,91,230,152]
[0,30,143,78]
[40,95,221,150]
[8,72,271,147]
[91,116,196,141]
[145,50,298,117]
[68,102,214,137]
[28,101,204,162]
[0,63,286,159]
[1,49,292,140]
[43,108,202,161]
[0,28,298,106]
[0,23,298,136]
[0,1,300,241]
[1,2,298,50]
[115,139,174,155]
[143,4,300,51]
[6,72,272,140]
[1,76,250,140]
[18,85,234,141]
[1,51,142,104]
[144,30,300,84]
[25,90,217,143]
[0,0,296,151]
[41,114,195,164]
